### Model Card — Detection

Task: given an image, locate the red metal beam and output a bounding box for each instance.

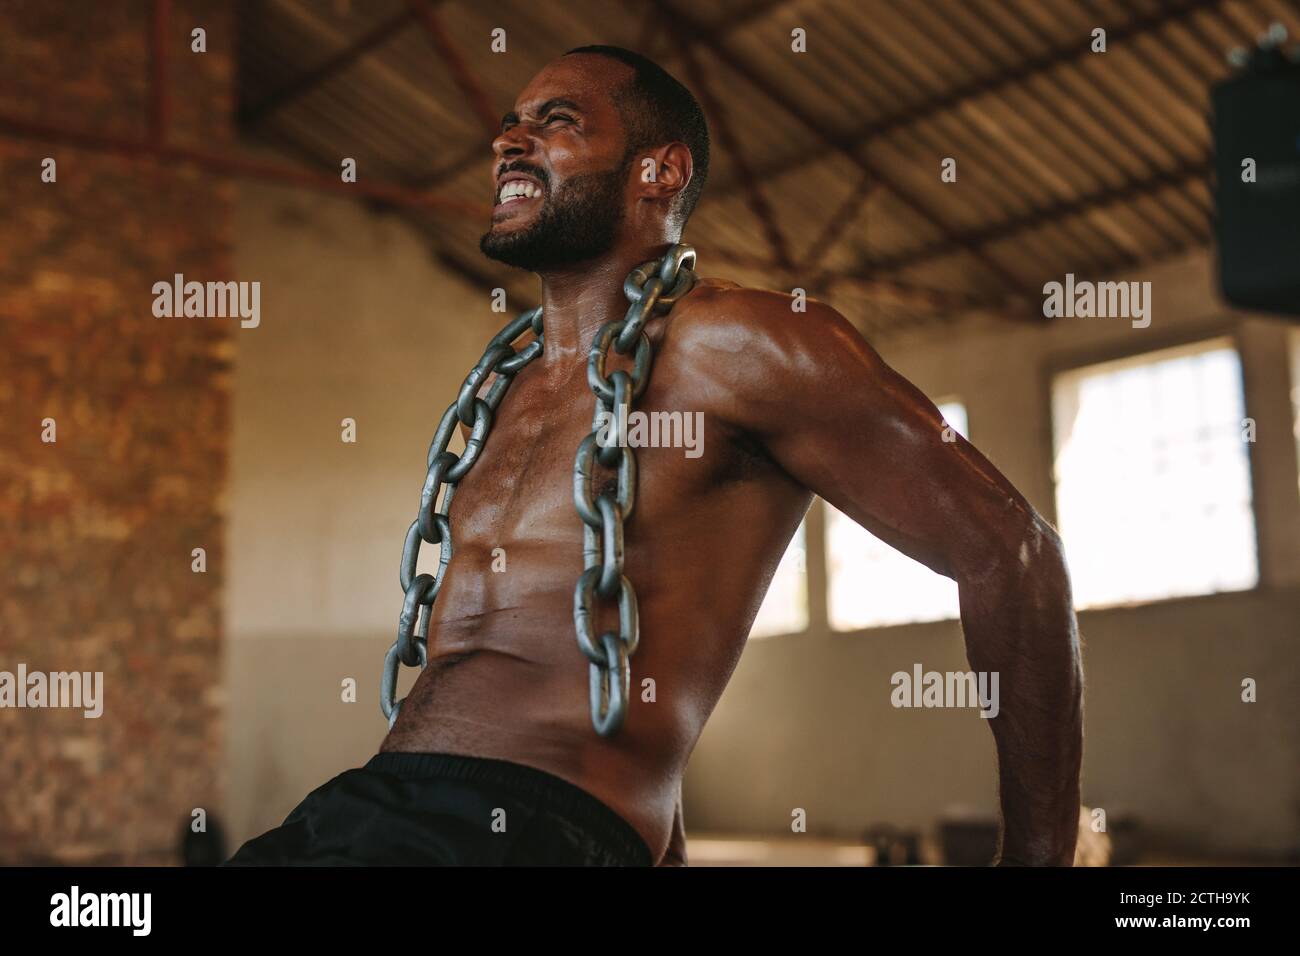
[706,247,985,314]
[674,31,794,270]
[659,0,1024,291]
[408,0,499,140]
[1009,224,1213,316]
[150,0,171,145]
[800,171,875,274]
[823,275,985,315]
[239,8,419,127]
[706,0,1227,202]
[409,0,793,193]
[0,113,491,219]
[856,155,1212,278]
[407,141,483,191]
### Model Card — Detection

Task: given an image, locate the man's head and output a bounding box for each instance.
[480,46,710,271]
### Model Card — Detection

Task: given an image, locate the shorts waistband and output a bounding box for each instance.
[364,751,653,866]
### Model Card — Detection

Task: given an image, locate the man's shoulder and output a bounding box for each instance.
[662,276,865,368]
[670,276,827,325]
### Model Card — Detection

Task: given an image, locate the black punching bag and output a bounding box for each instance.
[1212,27,1300,318]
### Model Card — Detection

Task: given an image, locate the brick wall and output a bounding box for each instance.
[0,0,233,863]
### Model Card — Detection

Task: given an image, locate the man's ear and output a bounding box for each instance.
[636,142,692,205]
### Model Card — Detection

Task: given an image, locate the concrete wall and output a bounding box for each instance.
[225,181,504,847]
[689,249,1300,859]
[226,182,1300,858]
[0,0,232,865]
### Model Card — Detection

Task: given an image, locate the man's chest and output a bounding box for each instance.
[443,359,735,544]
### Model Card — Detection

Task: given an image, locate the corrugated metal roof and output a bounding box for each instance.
[237,0,1300,334]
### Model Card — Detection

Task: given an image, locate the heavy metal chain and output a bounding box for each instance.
[381,244,697,737]
[573,244,695,735]
[379,304,544,726]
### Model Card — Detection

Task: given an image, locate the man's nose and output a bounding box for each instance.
[492,125,533,161]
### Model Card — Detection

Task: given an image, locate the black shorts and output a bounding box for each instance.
[224,752,653,867]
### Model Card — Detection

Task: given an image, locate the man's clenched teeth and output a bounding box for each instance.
[498,181,542,204]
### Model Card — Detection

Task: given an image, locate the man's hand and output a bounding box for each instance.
[676,288,1084,866]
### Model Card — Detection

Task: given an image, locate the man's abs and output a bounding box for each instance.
[378,541,694,861]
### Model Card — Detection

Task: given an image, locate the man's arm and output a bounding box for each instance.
[657,786,688,866]
[682,290,1084,865]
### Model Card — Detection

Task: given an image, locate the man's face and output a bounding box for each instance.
[480,56,635,271]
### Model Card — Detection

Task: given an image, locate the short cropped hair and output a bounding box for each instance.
[565,44,710,227]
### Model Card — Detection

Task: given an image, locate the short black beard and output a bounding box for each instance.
[480,162,628,271]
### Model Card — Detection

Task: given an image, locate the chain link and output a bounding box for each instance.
[381,246,697,738]
[572,244,695,735]
[380,305,543,725]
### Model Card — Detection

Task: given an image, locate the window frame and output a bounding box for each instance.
[1042,327,1263,610]
[753,323,1268,641]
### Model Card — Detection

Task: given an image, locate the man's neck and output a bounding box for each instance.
[536,242,673,361]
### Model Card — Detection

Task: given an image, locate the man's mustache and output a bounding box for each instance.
[496,161,549,189]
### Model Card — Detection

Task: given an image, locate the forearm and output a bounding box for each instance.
[959,525,1083,866]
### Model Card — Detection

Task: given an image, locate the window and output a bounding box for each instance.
[749,521,808,638]
[827,402,969,630]
[1051,338,1258,609]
